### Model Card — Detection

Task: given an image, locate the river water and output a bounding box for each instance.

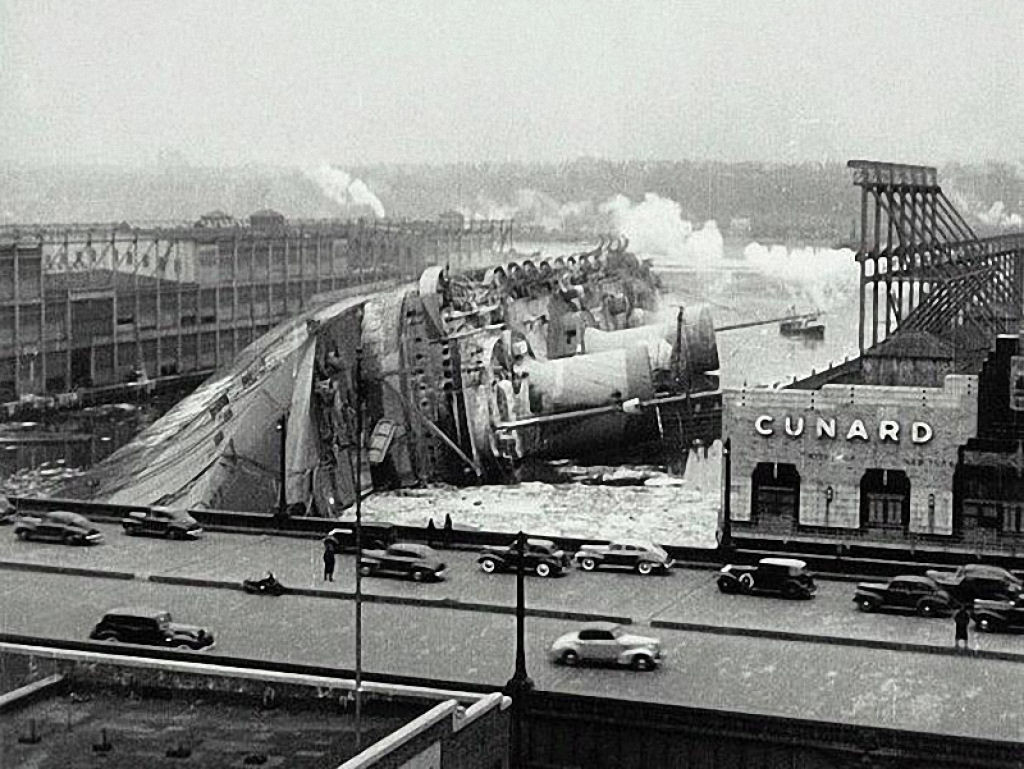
[0,241,861,497]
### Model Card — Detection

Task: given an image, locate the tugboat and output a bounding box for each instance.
[779,308,825,340]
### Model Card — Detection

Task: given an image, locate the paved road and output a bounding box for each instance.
[1,570,1023,744]
[3,522,1024,653]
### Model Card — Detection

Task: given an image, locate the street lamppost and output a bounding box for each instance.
[503,530,534,769]
[353,346,365,751]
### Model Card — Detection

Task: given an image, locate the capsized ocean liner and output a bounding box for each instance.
[66,238,722,515]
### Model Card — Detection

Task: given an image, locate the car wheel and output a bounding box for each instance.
[359,564,374,577]
[857,598,877,612]
[579,557,597,572]
[561,650,579,667]
[175,643,193,650]
[15,529,31,541]
[535,563,552,578]
[977,617,998,633]
[917,602,938,618]
[479,558,497,574]
[411,570,426,583]
[123,526,135,536]
[63,533,79,546]
[636,561,654,576]
[782,584,801,600]
[738,573,755,593]
[717,577,737,594]
[95,632,119,643]
[631,654,655,671]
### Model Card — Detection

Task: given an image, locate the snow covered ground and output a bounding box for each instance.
[360,445,722,548]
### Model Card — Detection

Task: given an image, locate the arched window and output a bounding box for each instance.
[751,462,800,522]
[860,469,910,530]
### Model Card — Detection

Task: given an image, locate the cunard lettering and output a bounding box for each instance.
[754,415,933,444]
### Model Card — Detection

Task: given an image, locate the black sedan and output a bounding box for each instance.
[853,575,954,617]
[359,543,447,582]
[13,510,104,545]
[123,507,203,539]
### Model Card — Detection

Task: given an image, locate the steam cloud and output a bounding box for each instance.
[601,193,724,262]
[307,164,386,218]
[743,243,857,311]
[977,201,1023,230]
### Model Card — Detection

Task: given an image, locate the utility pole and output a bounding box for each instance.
[503,530,534,768]
[719,438,733,553]
[277,412,288,519]
[354,346,364,751]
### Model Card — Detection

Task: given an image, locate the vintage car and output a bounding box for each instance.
[971,596,1024,633]
[549,622,663,671]
[123,507,203,539]
[717,557,816,599]
[90,607,215,650]
[359,543,447,582]
[478,538,571,578]
[574,540,674,575]
[323,522,396,553]
[924,564,1024,604]
[13,510,104,545]
[853,575,954,617]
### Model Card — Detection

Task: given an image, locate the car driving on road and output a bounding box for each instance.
[924,564,1024,604]
[13,510,104,545]
[549,622,663,671]
[123,507,203,539]
[717,557,816,599]
[574,540,674,575]
[853,575,954,617]
[359,543,447,582]
[972,595,1024,633]
[89,607,215,650]
[478,538,571,578]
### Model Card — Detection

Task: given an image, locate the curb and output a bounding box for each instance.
[146,574,632,624]
[649,619,1024,663]
[0,560,135,581]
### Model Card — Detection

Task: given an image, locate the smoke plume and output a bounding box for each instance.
[743,243,857,311]
[307,164,386,218]
[977,201,1023,230]
[600,193,724,262]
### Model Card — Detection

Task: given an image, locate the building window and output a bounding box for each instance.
[860,468,910,530]
[1002,505,1024,534]
[751,462,800,521]
[963,499,1002,529]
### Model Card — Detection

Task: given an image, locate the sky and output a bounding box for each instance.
[0,0,1021,167]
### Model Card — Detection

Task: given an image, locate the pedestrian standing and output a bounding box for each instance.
[426,518,437,547]
[953,605,970,652]
[443,513,453,547]
[323,543,336,582]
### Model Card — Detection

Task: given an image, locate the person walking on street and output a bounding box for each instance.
[323,543,336,582]
[426,518,437,547]
[954,604,970,652]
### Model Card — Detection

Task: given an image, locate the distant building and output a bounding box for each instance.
[249,209,287,232]
[439,210,466,229]
[194,210,237,229]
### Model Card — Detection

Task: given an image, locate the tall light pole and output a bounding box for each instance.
[503,530,534,769]
[354,345,365,751]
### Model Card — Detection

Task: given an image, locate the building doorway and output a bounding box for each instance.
[750,462,800,523]
[860,468,911,532]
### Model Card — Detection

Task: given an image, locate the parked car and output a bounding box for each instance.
[574,540,674,576]
[359,543,447,582]
[0,494,16,525]
[478,538,571,578]
[89,607,214,650]
[324,523,396,553]
[549,622,662,671]
[13,510,103,545]
[924,564,1024,604]
[972,596,1024,633]
[717,557,816,599]
[853,575,954,617]
[123,507,203,539]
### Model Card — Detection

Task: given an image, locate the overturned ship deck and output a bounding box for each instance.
[65,239,722,514]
